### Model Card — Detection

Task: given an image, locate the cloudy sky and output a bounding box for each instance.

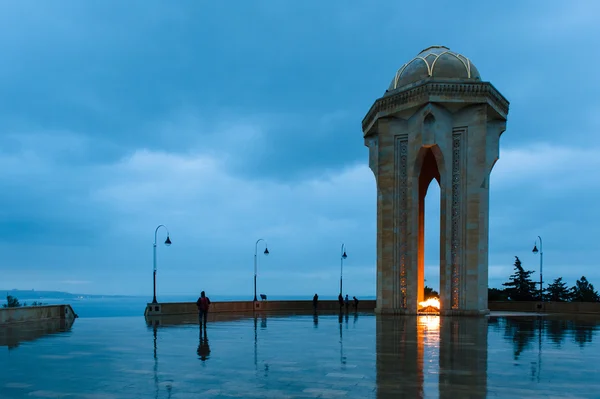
[1,1,599,298]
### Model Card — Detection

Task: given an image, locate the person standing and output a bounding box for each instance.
[196,291,211,329]
[312,293,319,311]
[338,293,344,310]
[344,294,350,311]
[353,296,359,309]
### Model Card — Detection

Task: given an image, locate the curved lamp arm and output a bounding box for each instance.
[254,238,268,275]
[154,225,171,246]
[255,238,267,256]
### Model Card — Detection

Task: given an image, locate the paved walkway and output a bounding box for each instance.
[1,312,600,398]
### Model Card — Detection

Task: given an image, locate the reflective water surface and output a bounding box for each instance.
[1,312,600,398]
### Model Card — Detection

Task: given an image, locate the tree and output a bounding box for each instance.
[488,287,508,301]
[502,256,537,301]
[424,286,439,299]
[570,276,600,302]
[544,277,571,302]
[2,295,22,308]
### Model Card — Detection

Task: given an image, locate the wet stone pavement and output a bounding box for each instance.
[1,312,600,398]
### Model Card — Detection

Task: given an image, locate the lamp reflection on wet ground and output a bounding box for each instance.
[1,312,600,398]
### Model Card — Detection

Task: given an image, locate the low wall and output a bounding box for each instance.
[147,300,600,318]
[489,301,600,314]
[145,299,376,317]
[0,304,78,325]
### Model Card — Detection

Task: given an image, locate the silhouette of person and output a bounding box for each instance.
[344,294,350,311]
[196,291,211,329]
[313,293,319,311]
[338,293,344,309]
[353,296,359,309]
[197,330,210,361]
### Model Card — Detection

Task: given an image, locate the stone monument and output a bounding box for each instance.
[362,46,509,315]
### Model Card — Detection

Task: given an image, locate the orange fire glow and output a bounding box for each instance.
[418,315,440,330]
[418,297,440,311]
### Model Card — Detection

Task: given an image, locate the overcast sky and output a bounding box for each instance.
[1,1,599,298]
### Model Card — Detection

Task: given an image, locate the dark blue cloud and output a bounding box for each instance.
[0,0,599,295]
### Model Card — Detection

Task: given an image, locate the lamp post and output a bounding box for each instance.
[532,236,543,301]
[152,225,172,304]
[340,244,347,295]
[254,238,269,302]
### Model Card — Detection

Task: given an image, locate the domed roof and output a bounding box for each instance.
[388,46,481,91]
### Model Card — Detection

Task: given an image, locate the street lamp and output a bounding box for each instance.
[532,236,543,301]
[340,244,347,295]
[254,238,269,302]
[152,225,171,304]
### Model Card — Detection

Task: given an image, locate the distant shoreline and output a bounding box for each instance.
[1,290,377,301]
[0,290,134,300]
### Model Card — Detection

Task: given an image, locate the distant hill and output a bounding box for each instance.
[0,289,130,300]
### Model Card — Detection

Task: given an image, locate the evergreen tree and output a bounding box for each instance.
[502,256,537,301]
[2,295,21,308]
[488,287,508,301]
[570,276,600,302]
[544,277,571,302]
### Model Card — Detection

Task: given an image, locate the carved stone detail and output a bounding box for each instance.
[362,81,509,132]
[394,136,408,309]
[451,131,463,309]
[367,136,379,176]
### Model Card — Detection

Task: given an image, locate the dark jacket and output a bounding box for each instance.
[196,296,211,311]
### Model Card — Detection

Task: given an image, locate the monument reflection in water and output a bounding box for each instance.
[142,312,599,398]
[376,316,487,398]
[376,314,600,398]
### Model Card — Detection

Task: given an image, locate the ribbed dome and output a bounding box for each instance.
[388,46,481,91]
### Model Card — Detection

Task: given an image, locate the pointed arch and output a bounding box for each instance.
[424,112,435,127]
[412,144,446,185]
[412,144,447,306]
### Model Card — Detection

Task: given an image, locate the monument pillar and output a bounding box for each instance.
[363,46,509,315]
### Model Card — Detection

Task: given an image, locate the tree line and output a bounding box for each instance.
[489,256,600,302]
[2,295,45,308]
